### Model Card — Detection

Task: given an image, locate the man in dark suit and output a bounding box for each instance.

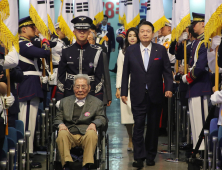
[98,15,115,64]
[121,21,173,168]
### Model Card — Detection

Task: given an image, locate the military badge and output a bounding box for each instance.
[67,62,74,64]
[165,38,169,42]
[84,112,90,117]
[79,17,86,21]
[89,62,94,68]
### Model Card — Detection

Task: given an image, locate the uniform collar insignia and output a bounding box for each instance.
[75,41,89,49]
[197,33,204,40]
[20,36,30,42]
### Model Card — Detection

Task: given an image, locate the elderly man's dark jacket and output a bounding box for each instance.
[54,94,106,135]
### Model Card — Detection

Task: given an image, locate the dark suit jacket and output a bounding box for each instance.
[54,94,107,135]
[121,43,173,105]
[98,25,115,53]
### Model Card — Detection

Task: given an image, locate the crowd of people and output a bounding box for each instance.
[0,10,222,170]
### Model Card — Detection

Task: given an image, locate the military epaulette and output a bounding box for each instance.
[90,44,102,50]
[62,43,73,49]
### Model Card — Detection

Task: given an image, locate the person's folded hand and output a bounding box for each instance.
[86,123,96,132]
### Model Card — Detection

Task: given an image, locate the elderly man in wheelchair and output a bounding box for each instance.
[53,74,107,170]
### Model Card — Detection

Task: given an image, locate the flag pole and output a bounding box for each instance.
[184,41,187,74]
[5,48,10,135]
[175,60,179,72]
[40,41,46,77]
[48,33,53,74]
[215,46,219,91]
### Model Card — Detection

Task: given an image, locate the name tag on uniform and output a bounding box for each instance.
[67,62,74,64]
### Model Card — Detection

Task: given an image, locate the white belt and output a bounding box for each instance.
[23,71,42,76]
[19,55,39,72]
[66,73,95,81]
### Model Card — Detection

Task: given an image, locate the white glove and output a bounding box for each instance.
[56,100,60,109]
[49,72,56,81]
[178,32,188,44]
[211,91,222,105]
[211,35,221,50]
[182,74,188,84]
[4,93,15,109]
[38,33,44,40]
[41,76,48,84]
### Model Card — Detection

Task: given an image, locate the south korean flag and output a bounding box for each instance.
[124,0,140,29]
[29,0,48,38]
[47,0,56,34]
[74,0,89,17]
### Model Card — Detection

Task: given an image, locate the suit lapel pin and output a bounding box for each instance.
[84,112,90,117]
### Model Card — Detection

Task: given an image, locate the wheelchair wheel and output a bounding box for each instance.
[106,134,109,170]
[49,133,55,170]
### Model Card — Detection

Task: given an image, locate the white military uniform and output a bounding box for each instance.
[161,34,176,66]
[49,38,66,85]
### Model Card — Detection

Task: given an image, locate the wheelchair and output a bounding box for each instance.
[49,127,109,170]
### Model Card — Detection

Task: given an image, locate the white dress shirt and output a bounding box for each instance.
[75,98,86,107]
[101,24,107,31]
[140,42,152,64]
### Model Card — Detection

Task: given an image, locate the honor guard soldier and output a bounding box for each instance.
[49,23,66,95]
[17,16,51,154]
[31,28,57,108]
[161,19,176,71]
[182,13,212,150]
[0,46,23,128]
[56,16,104,106]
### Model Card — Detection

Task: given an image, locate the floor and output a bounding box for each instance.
[33,72,188,170]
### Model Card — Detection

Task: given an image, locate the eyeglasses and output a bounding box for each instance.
[74,85,88,90]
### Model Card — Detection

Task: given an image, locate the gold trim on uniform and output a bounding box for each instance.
[19,21,34,28]
[197,33,204,40]
[193,18,204,22]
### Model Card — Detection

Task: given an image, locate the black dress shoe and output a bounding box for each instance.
[132,160,144,169]
[179,143,193,150]
[146,160,155,166]
[30,162,42,168]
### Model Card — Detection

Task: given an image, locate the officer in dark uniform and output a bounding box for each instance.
[17,16,51,154]
[30,28,57,108]
[182,13,212,150]
[56,16,104,106]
